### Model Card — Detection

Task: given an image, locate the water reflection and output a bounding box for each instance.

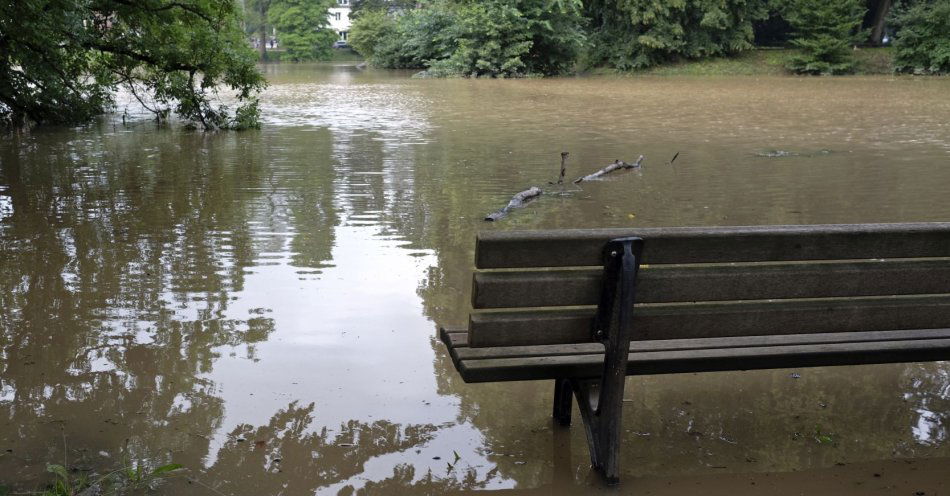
[2,65,950,494]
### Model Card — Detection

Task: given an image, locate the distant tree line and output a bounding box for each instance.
[348,0,950,76]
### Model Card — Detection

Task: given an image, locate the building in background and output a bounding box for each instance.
[328,0,351,42]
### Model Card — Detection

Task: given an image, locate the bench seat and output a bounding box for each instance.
[442,326,950,382]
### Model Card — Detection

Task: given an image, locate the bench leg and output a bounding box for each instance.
[571,377,625,484]
[574,236,642,485]
[553,378,573,426]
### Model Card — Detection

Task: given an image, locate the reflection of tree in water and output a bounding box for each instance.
[0,127,284,486]
[197,401,464,494]
[903,364,950,447]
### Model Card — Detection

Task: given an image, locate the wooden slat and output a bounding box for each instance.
[472,259,950,308]
[468,294,950,347]
[475,223,950,269]
[458,337,950,382]
[454,328,950,361]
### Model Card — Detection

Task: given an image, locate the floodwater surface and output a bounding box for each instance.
[2,64,950,494]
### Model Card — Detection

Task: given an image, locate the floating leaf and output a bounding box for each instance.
[151,463,183,476]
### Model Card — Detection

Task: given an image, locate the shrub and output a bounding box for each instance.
[351,0,586,77]
[585,0,769,70]
[784,0,867,75]
[892,0,950,74]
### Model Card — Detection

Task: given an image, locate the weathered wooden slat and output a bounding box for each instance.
[475,223,950,269]
[472,259,950,308]
[458,337,950,382]
[453,328,950,361]
[468,294,950,347]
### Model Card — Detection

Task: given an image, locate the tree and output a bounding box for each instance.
[268,0,337,61]
[785,0,867,75]
[866,0,893,45]
[245,0,274,59]
[892,0,950,74]
[349,9,398,60]
[350,0,416,19]
[0,0,265,129]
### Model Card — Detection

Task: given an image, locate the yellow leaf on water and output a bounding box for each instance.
[627,213,636,219]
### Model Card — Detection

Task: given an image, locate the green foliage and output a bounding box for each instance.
[892,0,950,74]
[268,0,338,61]
[426,1,536,77]
[784,0,867,74]
[350,0,416,19]
[349,9,398,60]
[0,0,266,129]
[351,0,586,77]
[585,0,769,70]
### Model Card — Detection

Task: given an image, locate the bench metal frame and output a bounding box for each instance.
[552,236,643,483]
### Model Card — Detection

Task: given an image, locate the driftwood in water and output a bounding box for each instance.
[573,155,644,184]
[485,187,543,221]
[558,152,569,184]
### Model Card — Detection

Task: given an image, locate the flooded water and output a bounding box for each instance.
[2,63,950,494]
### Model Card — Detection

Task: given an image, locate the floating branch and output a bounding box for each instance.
[573,155,644,184]
[668,151,680,165]
[558,152,569,184]
[484,187,543,221]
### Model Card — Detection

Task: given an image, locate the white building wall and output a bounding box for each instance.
[328,0,351,41]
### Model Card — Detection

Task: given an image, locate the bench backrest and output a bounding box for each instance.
[469,223,950,348]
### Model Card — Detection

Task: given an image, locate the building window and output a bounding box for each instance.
[337,0,348,5]
[340,31,348,40]
[333,12,340,20]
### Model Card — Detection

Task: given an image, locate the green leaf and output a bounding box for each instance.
[46,463,70,480]
[151,463,184,476]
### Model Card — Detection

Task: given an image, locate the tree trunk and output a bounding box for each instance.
[259,2,268,59]
[869,0,892,46]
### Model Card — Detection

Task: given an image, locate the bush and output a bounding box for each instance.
[892,0,950,74]
[350,0,586,77]
[784,0,866,75]
[585,0,769,70]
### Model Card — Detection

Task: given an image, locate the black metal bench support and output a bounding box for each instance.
[551,237,643,484]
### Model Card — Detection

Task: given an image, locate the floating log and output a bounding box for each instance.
[573,155,644,184]
[484,187,543,222]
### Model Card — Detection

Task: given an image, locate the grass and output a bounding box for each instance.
[591,47,895,77]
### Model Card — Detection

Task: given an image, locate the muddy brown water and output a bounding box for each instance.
[2,63,950,494]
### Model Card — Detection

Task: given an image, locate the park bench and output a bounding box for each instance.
[439,222,950,484]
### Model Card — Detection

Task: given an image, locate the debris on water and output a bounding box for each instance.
[514,461,526,465]
[818,402,827,408]
[757,150,799,158]
[718,435,738,445]
[338,443,355,447]
[756,149,837,158]
[236,438,246,443]
[432,456,441,460]
[790,373,801,379]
